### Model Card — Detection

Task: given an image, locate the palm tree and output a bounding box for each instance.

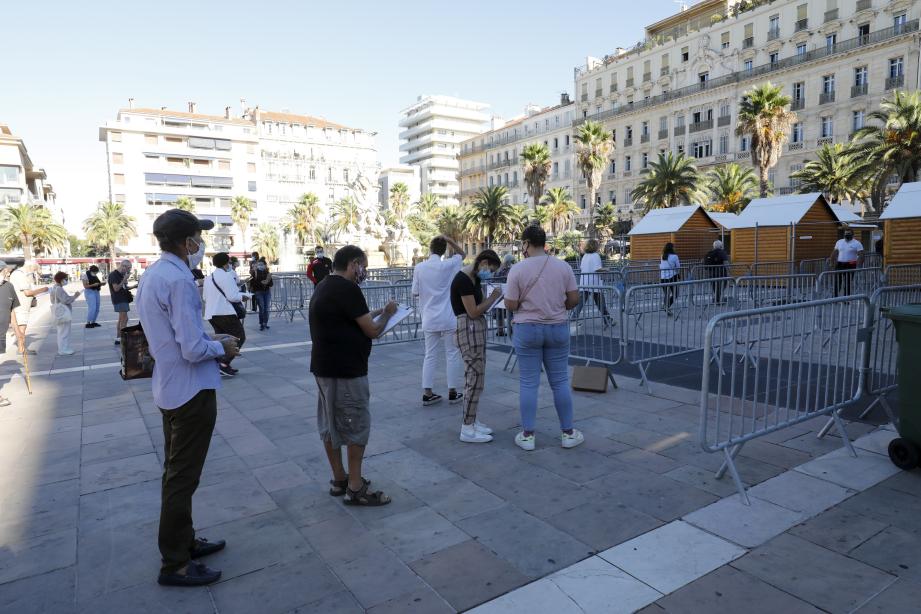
[790,143,873,204]
[465,186,516,247]
[631,151,701,212]
[736,82,797,197]
[575,120,614,237]
[388,182,411,240]
[706,163,759,213]
[175,196,195,212]
[531,205,551,230]
[230,195,254,250]
[0,203,68,259]
[331,197,361,239]
[414,193,441,217]
[252,223,279,263]
[82,201,137,264]
[593,202,618,240]
[283,202,315,248]
[521,143,552,210]
[852,90,921,206]
[541,187,580,235]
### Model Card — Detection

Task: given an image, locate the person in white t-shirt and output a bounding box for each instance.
[411,235,466,406]
[570,239,614,327]
[830,229,864,296]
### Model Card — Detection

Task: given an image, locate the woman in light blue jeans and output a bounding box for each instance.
[505,225,583,451]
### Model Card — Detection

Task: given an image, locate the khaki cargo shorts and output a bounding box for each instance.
[315,375,371,447]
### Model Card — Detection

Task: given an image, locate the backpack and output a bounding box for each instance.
[704,250,722,267]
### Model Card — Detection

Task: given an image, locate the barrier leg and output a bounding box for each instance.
[637,362,653,394]
[832,412,858,458]
[722,447,750,506]
[816,414,837,439]
[715,442,743,480]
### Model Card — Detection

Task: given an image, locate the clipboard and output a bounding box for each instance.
[374,304,413,334]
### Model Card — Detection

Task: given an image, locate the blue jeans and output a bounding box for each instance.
[85,289,100,323]
[254,290,271,326]
[513,322,574,432]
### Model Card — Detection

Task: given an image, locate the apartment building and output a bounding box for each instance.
[0,123,64,228]
[99,102,379,258]
[573,0,920,221]
[399,95,490,206]
[378,165,421,209]
[457,94,577,210]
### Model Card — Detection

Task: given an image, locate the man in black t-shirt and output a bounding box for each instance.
[0,261,21,407]
[309,245,397,507]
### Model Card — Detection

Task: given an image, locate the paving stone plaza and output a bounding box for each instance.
[0,298,919,614]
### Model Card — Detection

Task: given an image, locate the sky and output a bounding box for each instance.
[3,0,682,234]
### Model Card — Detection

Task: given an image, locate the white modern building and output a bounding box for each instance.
[573,0,920,219]
[0,123,65,240]
[378,165,421,209]
[399,95,490,206]
[99,102,380,260]
[458,94,577,210]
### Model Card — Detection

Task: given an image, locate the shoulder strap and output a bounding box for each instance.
[211,274,231,301]
[514,255,551,310]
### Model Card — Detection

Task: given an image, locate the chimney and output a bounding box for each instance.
[240,98,247,114]
[128,97,135,109]
[225,106,232,119]
[188,101,196,113]
[560,92,571,105]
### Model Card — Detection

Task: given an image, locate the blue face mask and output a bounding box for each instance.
[477,269,493,281]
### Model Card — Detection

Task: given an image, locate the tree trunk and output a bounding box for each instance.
[587,184,597,239]
[109,243,116,267]
[759,165,770,198]
[21,235,31,261]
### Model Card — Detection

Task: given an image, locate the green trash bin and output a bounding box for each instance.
[883,304,921,470]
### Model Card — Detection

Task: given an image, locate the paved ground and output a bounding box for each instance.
[0,290,918,613]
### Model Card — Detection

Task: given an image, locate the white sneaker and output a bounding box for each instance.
[58,349,75,356]
[474,420,493,435]
[561,429,585,449]
[515,432,536,451]
[460,424,493,443]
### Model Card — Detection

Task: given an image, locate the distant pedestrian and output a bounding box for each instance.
[703,240,729,303]
[10,260,48,354]
[451,249,502,443]
[830,229,864,296]
[204,252,246,377]
[108,259,135,345]
[0,261,22,407]
[50,272,81,356]
[412,234,465,407]
[248,252,259,312]
[249,258,273,330]
[660,242,680,314]
[81,265,104,328]
[137,208,240,587]
[307,246,333,286]
[505,225,583,451]
[570,239,614,328]
[310,245,397,506]
[495,253,516,336]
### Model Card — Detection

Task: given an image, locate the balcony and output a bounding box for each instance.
[795,19,808,32]
[658,129,669,139]
[817,136,834,146]
[767,28,781,41]
[791,98,805,111]
[640,134,650,143]
[856,0,871,11]
[824,9,839,22]
[715,154,729,162]
[674,125,686,136]
[643,72,652,82]
[736,152,749,160]
[743,36,754,49]
[623,170,633,177]
[458,165,486,177]
[717,115,731,127]
[573,20,919,129]
[819,91,836,104]
[660,67,669,77]
[789,142,804,151]
[851,83,868,97]
[689,119,713,133]
[610,84,618,93]
[595,89,603,98]
[623,137,633,147]
[777,187,796,195]
[626,78,634,88]
[886,75,905,90]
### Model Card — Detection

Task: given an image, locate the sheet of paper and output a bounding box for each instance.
[374,304,414,334]
[486,283,505,311]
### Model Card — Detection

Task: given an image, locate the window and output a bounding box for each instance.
[248,181,257,192]
[719,134,729,154]
[489,177,494,187]
[721,32,730,49]
[218,160,230,171]
[0,165,18,183]
[565,135,570,147]
[858,23,870,39]
[769,15,779,33]
[114,194,125,204]
[890,57,904,78]
[677,144,685,155]
[608,190,615,203]
[625,155,632,171]
[853,110,865,132]
[796,4,807,21]
[610,160,616,174]
[792,123,803,143]
[740,136,750,152]
[114,173,125,185]
[625,187,632,204]
[744,59,753,72]
[112,152,123,164]
[661,53,669,68]
[769,52,779,64]
[243,162,254,173]
[895,13,907,30]
[854,66,868,86]
[343,169,349,182]
[826,33,837,49]
[676,115,685,128]
[822,74,835,93]
[699,72,709,84]
[626,125,633,139]
[553,137,558,149]
[792,82,804,101]
[144,134,157,145]
[641,121,649,137]
[681,46,689,62]
[642,153,649,168]
[659,116,667,131]
[692,140,712,158]
[111,131,122,142]
[719,103,730,118]
[564,160,571,177]
[821,116,834,138]
[744,23,753,41]
[0,188,21,203]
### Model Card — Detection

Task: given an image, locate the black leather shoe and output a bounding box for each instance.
[157,561,222,587]
[190,537,226,559]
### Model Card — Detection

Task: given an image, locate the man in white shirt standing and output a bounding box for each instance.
[9,260,48,354]
[204,252,246,377]
[412,235,466,406]
[830,229,864,296]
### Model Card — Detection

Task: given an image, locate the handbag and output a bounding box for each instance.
[211,275,247,320]
[52,302,71,323]
[120,323,154,380]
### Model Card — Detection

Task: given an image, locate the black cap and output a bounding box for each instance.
[152,209,214,240]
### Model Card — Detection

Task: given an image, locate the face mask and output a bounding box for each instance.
[316,251,324,258]
[844,234,854,241]
[355,264,367,285]
[256,263,267,272]
[187,238,205,269]
[477,269,493,281]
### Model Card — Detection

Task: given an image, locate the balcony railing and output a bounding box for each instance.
[795,19,808,32]
[458,165,486,177]
[573,20,918,128]
[736,152,749,161]
[767,28,781,41]
[819,91,836,104]
[717,115,731,127]
[674,125,686,136]
[623,170,633,177]
[643,72,652,82]
[824,9,839,22]
[658,129,669,139]
[623,137,633,146]
[660,67,669,77]
[817,136,834,146]
[640,134,650,143]
[610,84,618,93]
[789,142,804,151]
[791,98,805,111]
[851,83,868,97]
[488,157,518,170]
[886,75,905,90]
[856,0,871,11]
[743,36,754,49]
[689,119,713,133]
[715,154,729,162]
[595,89,603,98]
[626,78,634,88]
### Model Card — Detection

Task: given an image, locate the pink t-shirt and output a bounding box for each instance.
[505,255,578,324]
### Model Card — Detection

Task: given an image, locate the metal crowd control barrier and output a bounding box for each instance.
[269,274,310,321]
[862,253,883,269]
[750,261,797,276]
[798,258,829,275]
[699,296,868,504]
[883,263,921,286]
[689,264,752,280]
[575,270,624,289]
[623,277,737,391]
[361,282,422,344]
[815,267,881,299]
[568,285,622,387]
[735,273,817,309]
[623,265,695,286]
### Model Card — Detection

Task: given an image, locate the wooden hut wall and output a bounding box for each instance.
[630,232,672,260]
[730,227,789,264]
[793,201,840,261]
[671,209,719,261]
[885,218,921,264]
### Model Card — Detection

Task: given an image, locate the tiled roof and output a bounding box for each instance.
[258,110,350,131]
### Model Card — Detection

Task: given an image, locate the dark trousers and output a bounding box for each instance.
[159,389,217,575]
[834,262,857,296]
[253,290,271,327]
[661,277,680,309]
[209,315,246,364]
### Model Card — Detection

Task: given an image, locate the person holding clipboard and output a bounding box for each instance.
[450,249,502,443]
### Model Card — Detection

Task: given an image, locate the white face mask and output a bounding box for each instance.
[187,238,205,269]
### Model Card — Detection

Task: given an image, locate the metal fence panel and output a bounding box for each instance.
[734,274,817,309]
[750,261,797,276]
[361,282,422,344]
[798,258,829,275]
[815,267,882,299]
[689,264,752,280]
[568,285,623,368]
[883,263,921,286]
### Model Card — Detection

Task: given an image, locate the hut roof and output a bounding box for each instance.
[829,204,861,222]
[880,181,921,220]
[735,193,829,227]
[628,205,707,235]
[709,212,742,229]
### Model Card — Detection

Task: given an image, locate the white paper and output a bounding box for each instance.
[374,304,413,334]
[486,284,505,311]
